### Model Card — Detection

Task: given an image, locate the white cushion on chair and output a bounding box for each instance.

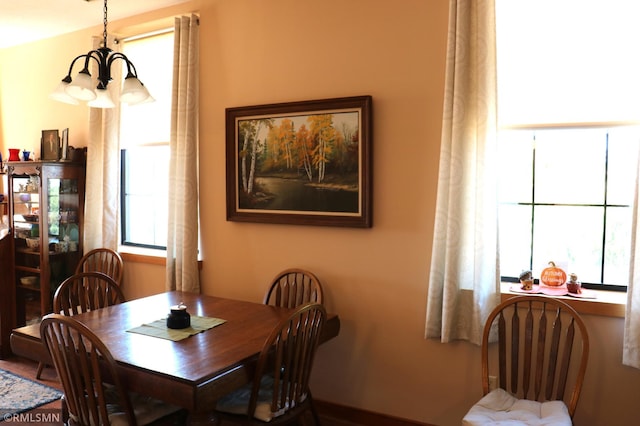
[462,388,572,426]
[215,375,279,422]
[215,375,307,422]
[102,384,182,426]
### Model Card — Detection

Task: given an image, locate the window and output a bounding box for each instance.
[121,146,169,248]
[119,31,174,250]
[498,127,638,290]
[496,0,640,290]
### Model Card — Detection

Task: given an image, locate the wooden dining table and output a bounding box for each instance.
[10,291,340,419]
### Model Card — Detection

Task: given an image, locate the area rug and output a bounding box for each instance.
[0,369,63,418]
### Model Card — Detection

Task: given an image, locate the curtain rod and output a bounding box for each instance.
[115,27,174,44]
[500,121,640,131]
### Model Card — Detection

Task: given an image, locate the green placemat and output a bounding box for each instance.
[127,315,226,341]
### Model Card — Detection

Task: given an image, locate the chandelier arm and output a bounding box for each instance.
[85,50,105,70]
[106,52,138,78]
[61,55,88,81]
[65,50,103,75]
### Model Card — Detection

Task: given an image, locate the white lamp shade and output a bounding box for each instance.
[65,72,97,101]
[120,77,152,105]
[126,84,155,106]
[134,92,156,105]
[87,88,115,108]
[49,81,80,105]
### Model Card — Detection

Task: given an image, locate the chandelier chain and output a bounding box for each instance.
[102,0,108,47]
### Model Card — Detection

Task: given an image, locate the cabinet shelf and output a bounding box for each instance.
[15,248,40,255]
[15,264,40,273]
[17,285,40,292]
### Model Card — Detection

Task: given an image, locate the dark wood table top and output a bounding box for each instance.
[11,291,340,413]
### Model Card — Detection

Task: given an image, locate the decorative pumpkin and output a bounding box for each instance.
[540,261,567,287]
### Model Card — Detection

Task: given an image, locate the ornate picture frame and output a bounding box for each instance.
[226,96,373,227]
[41,129,60,161]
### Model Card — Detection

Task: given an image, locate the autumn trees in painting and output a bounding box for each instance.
[237,111,360,209]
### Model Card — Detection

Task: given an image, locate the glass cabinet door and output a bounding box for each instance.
[12,174,42,325]
[47,177,81,302]
[47,177,80,253]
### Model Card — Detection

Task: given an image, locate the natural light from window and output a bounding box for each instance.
[496,0,640,126]
[496,0,640,290]
[119,31,173,250]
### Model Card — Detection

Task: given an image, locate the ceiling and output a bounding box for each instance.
[0,0,190,49]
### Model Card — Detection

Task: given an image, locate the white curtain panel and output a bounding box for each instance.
[166,15,200,292]
[84,36,121,252]
[625,147,640,368]
[425,0,500,345]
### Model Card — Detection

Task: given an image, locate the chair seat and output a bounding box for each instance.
[462,388,572,426]
[216,375,305,422]
[108,392,180,426]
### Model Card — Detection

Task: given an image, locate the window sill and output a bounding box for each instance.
[501,282,626,318]
[119,246,167,266]
[118,246,203,269]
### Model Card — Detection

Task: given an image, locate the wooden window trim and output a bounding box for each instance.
[120,252,203,270]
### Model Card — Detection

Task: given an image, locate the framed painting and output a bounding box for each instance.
[60,128,69,160]
[41,129,60,161]
[226,95,372,227]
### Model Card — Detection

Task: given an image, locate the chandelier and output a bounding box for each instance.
[49,0,153,108]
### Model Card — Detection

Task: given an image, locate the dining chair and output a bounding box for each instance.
[75,248,124,287]
[40,313,184,426]
[462,295,590,425]
[263,268,324,308]
[36,272,126,379]
[214,303,327,425]
[53,272,126,316]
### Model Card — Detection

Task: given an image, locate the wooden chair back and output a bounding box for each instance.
[54,272,125,316]
[75,248,124,286]
[481,295,590,417]
[263,268,324,308]
[252,303,326,424]
[40,314,138,426]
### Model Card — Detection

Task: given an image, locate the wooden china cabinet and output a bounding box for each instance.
[7,160,86,327]
[0,228,14,358]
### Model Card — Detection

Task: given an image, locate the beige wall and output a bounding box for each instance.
[2,1,640,425]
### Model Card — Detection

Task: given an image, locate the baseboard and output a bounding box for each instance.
[315,399,434,426]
